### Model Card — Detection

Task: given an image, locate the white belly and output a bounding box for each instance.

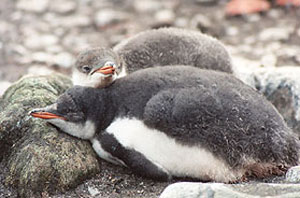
[106,118,244,182]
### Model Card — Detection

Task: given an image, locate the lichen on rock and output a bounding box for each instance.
[0,74,100,197]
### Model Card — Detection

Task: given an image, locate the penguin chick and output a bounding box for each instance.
[72,47,125,88]
[31,66,300,182]
[72,27,233,88]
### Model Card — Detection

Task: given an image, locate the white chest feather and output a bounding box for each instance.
[48,119,96,140]
[105,118,244,182]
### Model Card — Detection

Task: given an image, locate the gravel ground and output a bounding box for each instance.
[1,0,300,197]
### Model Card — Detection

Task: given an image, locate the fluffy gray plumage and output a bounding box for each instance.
[72,27,233,88]
[114,27,233,73]
[36,66,300,181]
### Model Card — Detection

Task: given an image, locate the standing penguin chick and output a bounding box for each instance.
[31,66,299,182]
[72,27,233,88]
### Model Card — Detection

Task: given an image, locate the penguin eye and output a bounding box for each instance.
[104,61,116,67]
[81,65,91,73]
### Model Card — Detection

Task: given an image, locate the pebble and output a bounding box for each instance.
[134,0,162,13]
[260,53,277,67]
[226,26,239,36]
[190,14,212,31]
[286,166,300,183]
[154,9,175,25]
[259,27,292,41]
[16,0,49,13]
[160,182,300,198]
[88,186,100,197]
[53,52,74,68]
[24,34,59,50]
[94,9,129,28]
[0,81,12,97]
[31,52,53,64]
[49,0,77,14]
[27,65,56,76]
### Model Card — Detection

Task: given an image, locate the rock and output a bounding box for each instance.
[160,182,300,198]
[94,9,129,29]
[49,0,77,14]
[286,166,300,183]
[24,34,59,50]
[259,27,293,42]
[236,66,300,137]
[154,9,175,25]
[17,0,49,13]
[133,0,162,13]
[0,74,100,197]
[260,53,277,67]
[53,52,74,68]
[190,14,213,32]
[27,65,56,76]
[0,81,12,97]
[226,26,239,36]
[31,52,53,65]
[88,186,100,196]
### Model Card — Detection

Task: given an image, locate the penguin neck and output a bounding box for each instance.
[87,87,117,132]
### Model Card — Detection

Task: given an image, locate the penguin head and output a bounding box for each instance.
[72,47,124,88]
[29,86,107,140]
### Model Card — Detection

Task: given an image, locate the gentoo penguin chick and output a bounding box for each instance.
[72,48,125,88]
[72,27,233,88]
[31,66,300,182]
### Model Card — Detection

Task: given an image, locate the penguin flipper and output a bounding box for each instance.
[98,132,172,181]
[143,87,216,136]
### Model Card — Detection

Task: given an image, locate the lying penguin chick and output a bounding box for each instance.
[72,27,233,88]
[30,66,300,182]
[72,47,126,88]
[114,27,233,73]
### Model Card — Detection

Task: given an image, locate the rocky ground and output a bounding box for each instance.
[1,0,300,197]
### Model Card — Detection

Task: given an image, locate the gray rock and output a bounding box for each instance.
[24,34,59,50]
[53,52,75,68]
[133,0,162,13]
[235,66,300,137]
[49,0,77,14]
[154,9,175,25]
[160,182,300,198]
[17,0,49,13]
[259,27,293,42]
[286,166,300,183]
[0,74,100,197]
[94,9,129,29]
[190,14,213,32]
[0,81,12,97]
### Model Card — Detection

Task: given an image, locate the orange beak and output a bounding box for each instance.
[95,66,115,75]
[30,111,66,120]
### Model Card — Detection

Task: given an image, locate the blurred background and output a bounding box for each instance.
[0,0,299,95]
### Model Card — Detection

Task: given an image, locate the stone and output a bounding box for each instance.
[27,65,56,76]
[88,186,100,196]
[0,81,12,97]
[0,74,100,197]
[49,0,77,14]
[53,52,74,68]
[154,9,175,25]
[259,27,292,41]
[24,34,59,50]
[31,52,53,64]
[190,14,213,32]
[286,166,300,183]
[94,9,129,29]
[17,0,49,13]
[160,182,300,198]
[133,0,162,13]
[260,53,277,67]
[236,66,300,137]
[226,26,239,36]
